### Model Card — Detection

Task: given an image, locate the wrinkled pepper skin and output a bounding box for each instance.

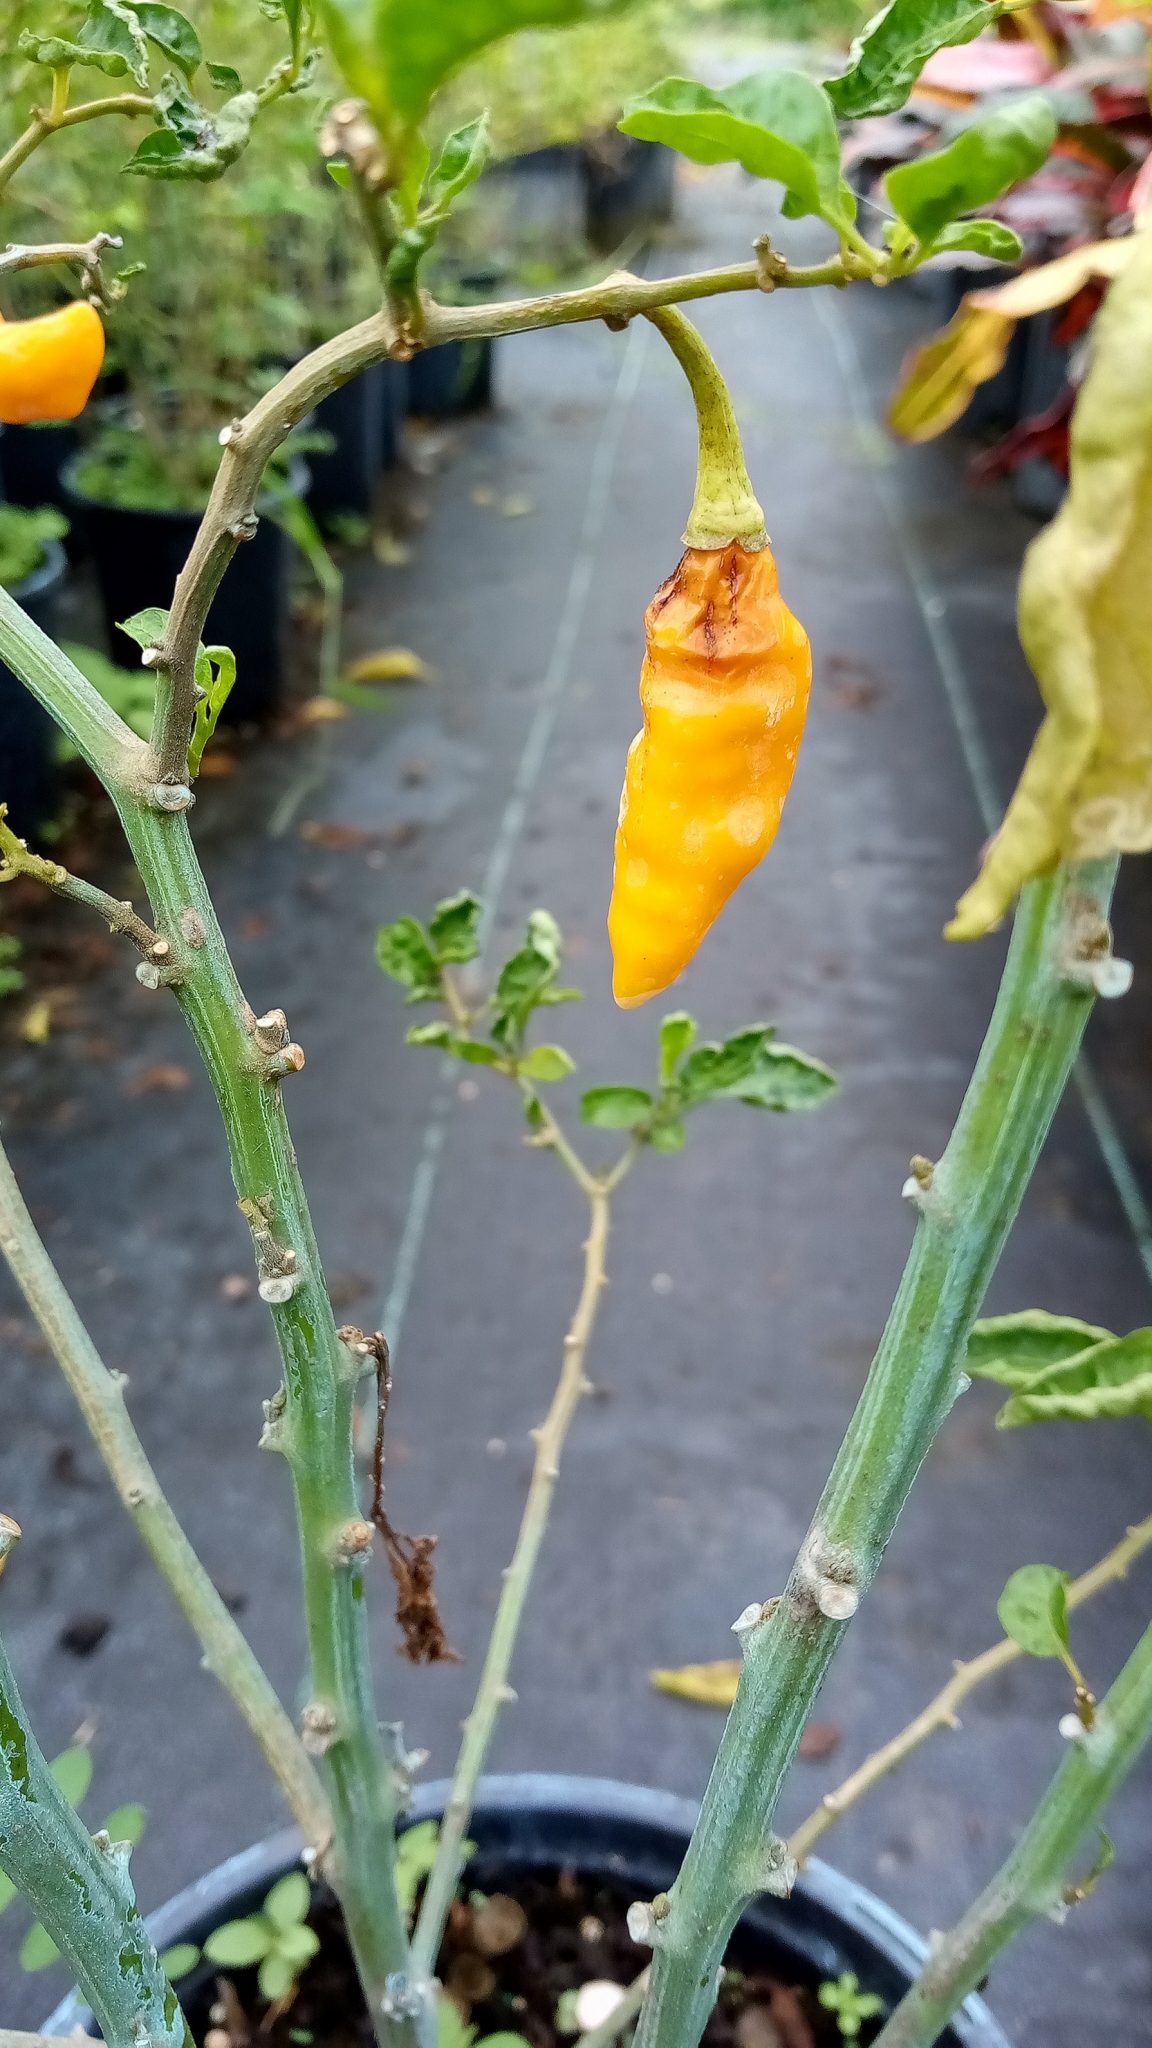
[609,539,811,1009]
[0,302,105,424]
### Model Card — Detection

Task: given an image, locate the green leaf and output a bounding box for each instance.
[436,1996,477,2048]
[0,1869,16,1915]
[78,0,150,85]
[274,1923,320,1968]
[159,1942,200,1979]
[477,2038,534,2048]
[678,1027,774,1104]
[17,27,134,77]
[21,1922,61,1971]
[998,1331,1152,1429]
[885,97,1057,242]
[734,1042,839,1112]
[331,0,635,128]
[203,1917,273,1968]
[395,1818,444,1914]
[648,1117,687,1153]
[490,910,567,1048]
[206,60,242,92]
[966,1310,1114,1389]
[454,1039,503,1067]
[119,607,168,650]
[134,3,203,75]
[429,889,483,963]
[659,1011,696,1086]
[258,1950,297,2002]
[519,1044,576,1082]
[263,1871,310,1930]
[425,116,491,215]
[407,1020,454,1048]
[924,219,1023,263]
[101,1802,147,1844]
[997,1564,1070,1660]
[49,1744,93,1809]
[377,918,443,1003]
[125,88,259,181]
[189,645,236,775]
[621,72,849,228]
[825,0,1010,121]
[580,1085,653,1130]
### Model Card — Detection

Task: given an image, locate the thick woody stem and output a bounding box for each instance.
[0,230,122,292]
[0,1133,331,1854]
[411,1178,617,1981]
[634,860,1120,2048]
[0,1569,187,2048]
[644,307,765,549]
[873,1623,1152,2048]
[789,1509,1152,1865]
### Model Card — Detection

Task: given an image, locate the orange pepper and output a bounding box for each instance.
[608,309,811,1009]
[0,302,105,425]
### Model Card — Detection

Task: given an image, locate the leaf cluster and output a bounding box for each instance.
[167,1870,320,2003]
[967,1310,1152,1427]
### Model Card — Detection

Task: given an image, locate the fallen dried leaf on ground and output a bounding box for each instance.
[297,695,349,726]
[650,1660,740,1706]
[797,1719,841,1761]
[125,1063,191,1097]
[300,821,385,852]
[20,997,51,1044]
[345,647,430,684]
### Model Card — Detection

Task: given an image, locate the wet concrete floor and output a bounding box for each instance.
[1,171,1151,2044]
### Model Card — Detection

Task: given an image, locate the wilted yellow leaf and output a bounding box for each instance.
[889,239,1135,445]
[345,648,430,684]
[297,695,349,726]
[650,1660,741,1707]
[20,997,51,1044]
[950,222,1152,937]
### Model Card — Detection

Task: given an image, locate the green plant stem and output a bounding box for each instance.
[788,1509,1152,1865]
[0,596,415,2048]
[411,1165,622,1980]
[0,1131,331,1854]
[0,93,153,192]
[644,308,765,549]
[634,859,1120,2048]
[873,1622,1152,2048]
[0,1590,188,2048]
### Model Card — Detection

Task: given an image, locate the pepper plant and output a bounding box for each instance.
[0,6,1150,2048]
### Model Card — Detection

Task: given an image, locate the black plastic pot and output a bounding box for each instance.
[582,137,676,252]
[43,1776,1010,2048]
[0,538,67,838]
[406,335,493,417]
[0,422,79,518]
[307,367,391,526]
[61,457,308,725]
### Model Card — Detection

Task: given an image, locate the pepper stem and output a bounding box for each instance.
[645,306,766,550]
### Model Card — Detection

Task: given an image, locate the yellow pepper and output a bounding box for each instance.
[0,302,105,425]
[609,308,811,1009]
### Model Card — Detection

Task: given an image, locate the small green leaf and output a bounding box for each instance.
[477,2037,535,2048]
[997,1564,1071,1660]
[124,87,258,180]
[436,1994,477,2048]
[0,1869,16,1915]
[997,1331,1152,1429]
[78,0,150,85]
[134,2,203,75]
[735,1043,839,1112]
[924,220,1023,263]
[825,0,1011,121]
[886,97,1057,242]
[580,1085,653,1130]
[49,1746,93,1809]
[274,1923,320,1968]
[189,645,237,776]
[263,1871,310,1930]
[20,1922,62,1972]
[519,1044,576,1083]
[101,1802,147,1844]
[621,72,849,229]
[119,606,169,650]
[17,26,133,77]
[490,911,568,1048]
[425,116,491,216]
[455,1039,503,1067]
[258,1949,297,2002]
[966,1310,1115,1388]
[377,918,443,1003]
[203,1917,273,1968]
[429,890,483,963]
[678,1027,773,1104]
[648,1117,687,1154]
[395,1818,444,1914]
[206,60,242,92]
[326,160,353,188]
[407,1020,453,1048]
[659,1011,697,1086]
[159,1942,201,1979]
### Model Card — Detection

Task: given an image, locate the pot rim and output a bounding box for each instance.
[41,1774,1011,2048]
[6,534,68,605]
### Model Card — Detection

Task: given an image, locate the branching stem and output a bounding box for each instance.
[0,805,158,956]
[0,93,152,192]
[411,1163,625,1980]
